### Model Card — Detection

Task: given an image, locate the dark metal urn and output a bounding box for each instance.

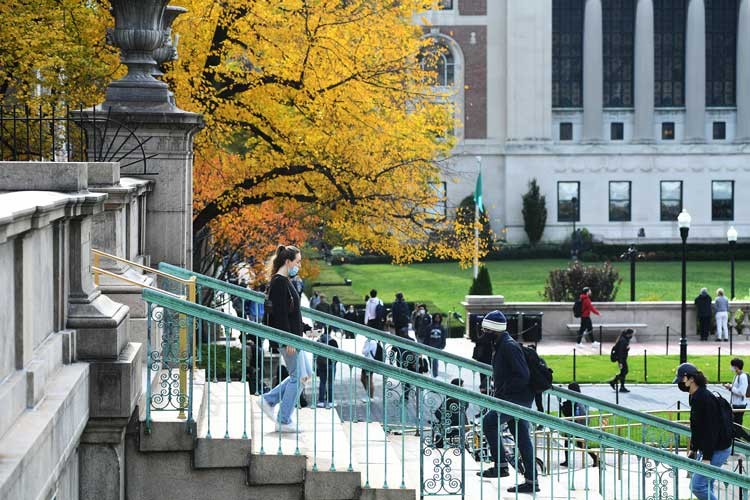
[104,0,171,109]
[153,6,188,76]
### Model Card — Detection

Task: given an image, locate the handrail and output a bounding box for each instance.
[141,286,750,487]
[91,266,186,300]
[156,262,750,457]
[93,249,194,285]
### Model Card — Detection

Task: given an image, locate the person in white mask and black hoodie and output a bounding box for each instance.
[673,363,733,500]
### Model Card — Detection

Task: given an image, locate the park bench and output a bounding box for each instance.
[565,323,647,342]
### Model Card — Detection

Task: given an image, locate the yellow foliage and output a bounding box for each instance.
[169,0,470,264]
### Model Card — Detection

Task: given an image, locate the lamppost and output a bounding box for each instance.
[728,226,738,300]
[621,245,639,301]
[678,209,691,363]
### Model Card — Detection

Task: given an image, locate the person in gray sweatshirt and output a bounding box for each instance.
[715,288,730,342]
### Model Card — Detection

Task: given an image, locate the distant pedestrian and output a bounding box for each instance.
[432,378,468,448]
[608,329,633,393]
[426,313,447,377]
[724,358,750,441]
[576,287,601,349]
[413,303,433,344]
[360,337,379,401]
[560,382,599,468]
[316,330,339,408]
[310,291,321,309]
[364,289,384,329]
[472,327,495,394]
[315,293,331,333]
[343,304,358,338]
[331,295,346,318]
[694,288,713,341]
[391,292,411,336]
[673,363,733,500]
[715,288,730,342]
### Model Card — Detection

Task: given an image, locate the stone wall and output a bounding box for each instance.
[463,295,750,342]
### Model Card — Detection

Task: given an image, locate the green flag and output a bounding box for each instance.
[474,171,484,213]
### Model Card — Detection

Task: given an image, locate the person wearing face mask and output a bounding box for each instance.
[724,358,750,441]
[258,245,305,433]
[477,310,539,494]
[673,363,733,500]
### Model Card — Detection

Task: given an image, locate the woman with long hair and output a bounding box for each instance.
[257,245,304,432]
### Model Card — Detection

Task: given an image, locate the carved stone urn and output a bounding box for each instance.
[152,6,188,76]
[104,0,171,109]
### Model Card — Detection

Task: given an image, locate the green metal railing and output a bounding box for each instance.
[157,262,750,459]
[143,285,750,499]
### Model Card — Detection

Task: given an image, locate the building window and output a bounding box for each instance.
[610,122,624,140]
[713,121,726,140]
[706,0,738,107]
[552,0,584,107]
[712,180,734,220]
[560,122,573,141]
[609,181,632,221]
[654,0,686,107]
[603,0,635,108]
[438,0,454,9]
[660,180,683,221]
[661,122,675,140]
[421,44,455,87]
[558,181,580,222]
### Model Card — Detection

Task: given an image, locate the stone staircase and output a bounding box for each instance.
[124,371,413,500]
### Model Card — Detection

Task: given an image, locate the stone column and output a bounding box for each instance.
[583,0,604,142]
[633,0,655,142]
[736,0,750,142]
[685,0,706,142]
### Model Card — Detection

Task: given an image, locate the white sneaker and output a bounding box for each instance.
[576,343,583,348]
[592,341,600,348]
[360,397,371,403]
[316,402,326,408]
[276,421,302,433]
[258,397,276,420]
[326,402,337,409]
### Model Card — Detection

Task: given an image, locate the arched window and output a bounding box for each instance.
[552,0,584,108]
[603,0,635,108]
[706,0,737,107]
[654,0,686,107]
[422,45,455,87]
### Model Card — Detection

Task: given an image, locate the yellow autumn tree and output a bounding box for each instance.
[168,0,472,267]
[0,0,117,106]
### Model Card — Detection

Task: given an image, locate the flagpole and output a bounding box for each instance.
[474,156,482,279]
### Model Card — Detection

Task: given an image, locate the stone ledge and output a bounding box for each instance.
[248,454,306,485]
[305,470,362,500]
[359,488,417,500]
[88,342,143,419]
[0,363,89,500]
[193,437,251,469]
[0,161,88,192]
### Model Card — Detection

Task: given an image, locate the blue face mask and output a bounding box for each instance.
[288,265,300,278]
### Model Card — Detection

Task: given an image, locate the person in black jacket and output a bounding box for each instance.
[674,363,733,500]
[478,311,539,494]
[391,292,410,336]
[608,329,633,393]
[258,245,305,433]
[472,328,495,394]
[694,288,713,341]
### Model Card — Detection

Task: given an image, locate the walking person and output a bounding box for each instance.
[694,288,713,341]
[391,292,410,336]
[724,358,750,441]
[559,382,599,468]
[673,363,733,500]
[425,313,447,378]
[360,337,379,402]
[364,289,384,329]
[608,329,633,393]
[258,245,305,433]
[715,288,730,342]
[478,310,539,494]
[576,287,601,349]
[472,326,495,394]
[343,304,358,338]
[314,293,331,334]
[413,304,433,344]
[316,329,339,409]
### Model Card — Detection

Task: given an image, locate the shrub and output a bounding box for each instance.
[522,179,547,246]
[543,262,621,302]
[469,265,493,295]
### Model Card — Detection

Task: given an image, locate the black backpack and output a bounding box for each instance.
[572,299,583,318]
[374,341,384,362]
[713,392,737,450]
[610,345,618,362]
[522,345,554,393]
[375,302,387,325]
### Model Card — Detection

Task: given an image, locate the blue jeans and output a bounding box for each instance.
[262,348,300,424]
[690,447,732,500]
[318,363,336,403]
[482,395,536,481]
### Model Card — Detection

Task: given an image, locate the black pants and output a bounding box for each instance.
[698,315,711,340]
[576,317,594,344]
[613,361,628,387]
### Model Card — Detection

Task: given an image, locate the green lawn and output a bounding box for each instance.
[312,259,750,313]
[544,354,729,384]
